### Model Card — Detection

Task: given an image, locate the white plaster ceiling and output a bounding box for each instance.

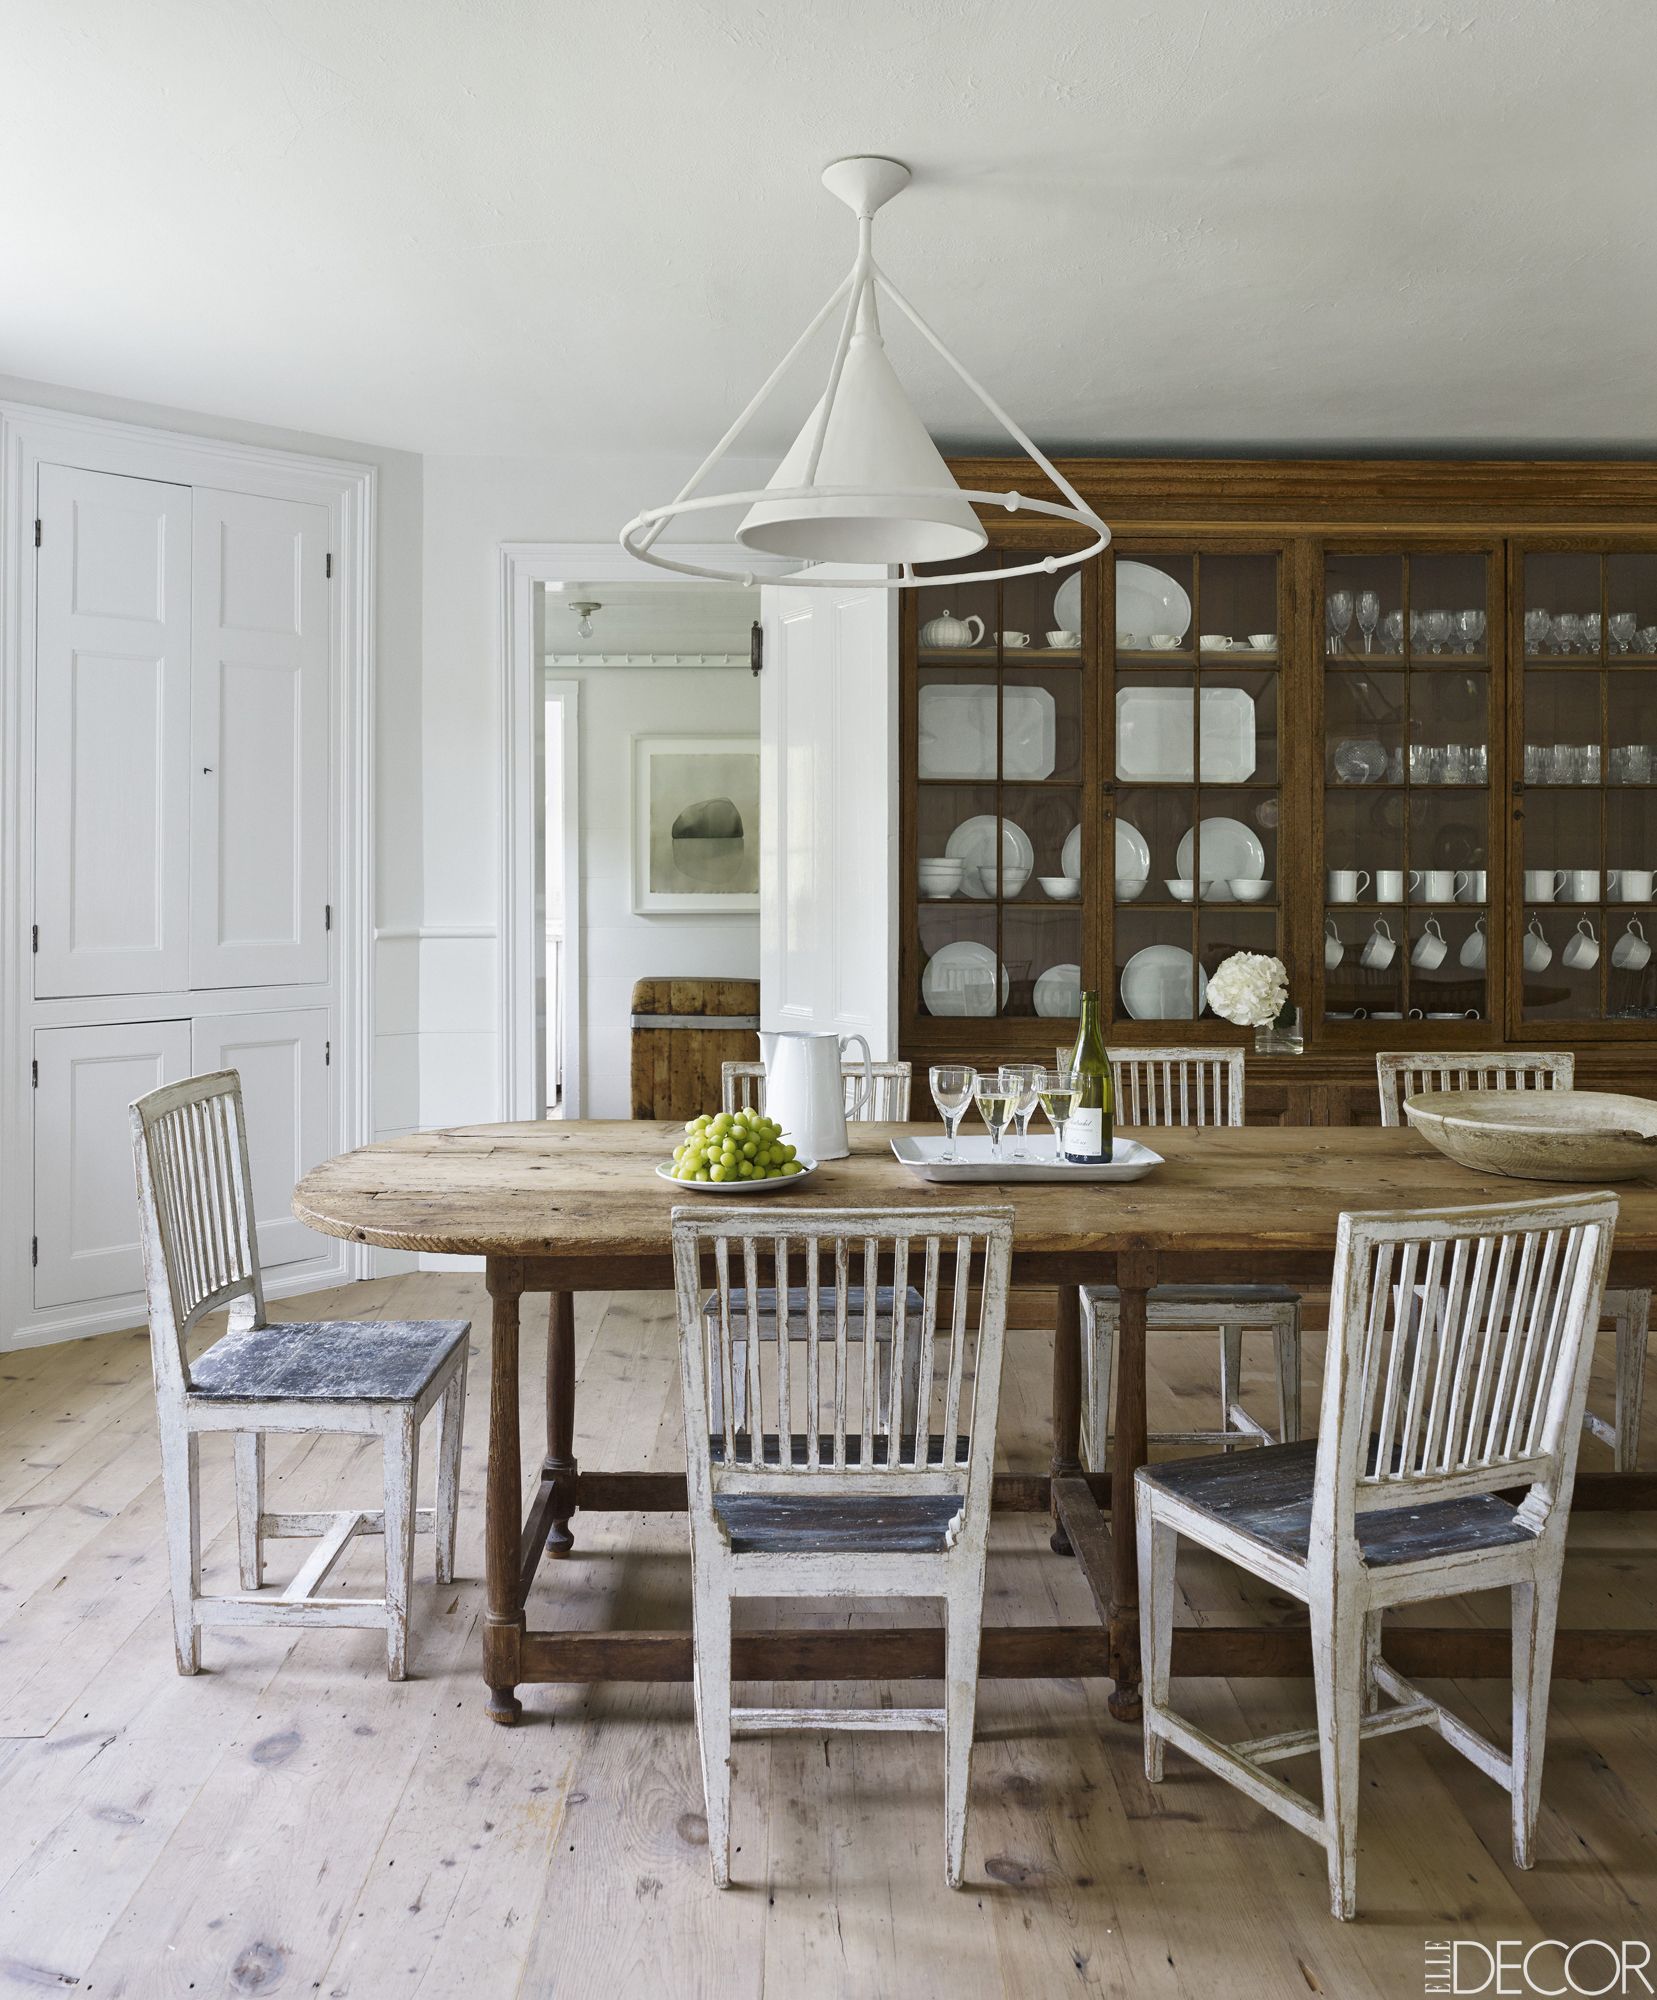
[4,1,1655,458]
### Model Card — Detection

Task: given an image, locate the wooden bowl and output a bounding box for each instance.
[1403,1088,1657,1183]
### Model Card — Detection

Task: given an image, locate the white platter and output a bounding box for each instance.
[921,940,1008,1017]
[891,1133,1164,1183]
[1056,561,1192,645]
[1033,962,1082,1017]
[656,1159,820,1195]
[1062,823,1082,880]
[1116,685,1257,783]
[918,683,1056,781]
[1120,945,1209,1021]
[1176,817,1265,894]
[945,815,1034,897]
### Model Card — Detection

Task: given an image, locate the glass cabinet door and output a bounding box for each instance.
[1109,550,1283,1025]
[1518,549,1657,1026]
[913,552,1088,1025]
[1321,550,1496,1028]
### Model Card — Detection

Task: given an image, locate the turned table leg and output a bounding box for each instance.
[1107,1245,1155,1722]
[484,1257,526,1724]
[1050,1283,1082,1556]
[543,1291,578,1556]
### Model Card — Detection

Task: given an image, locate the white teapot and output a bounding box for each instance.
[919,609,985,649]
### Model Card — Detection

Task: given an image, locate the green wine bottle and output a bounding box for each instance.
[1064,990,1113,1164]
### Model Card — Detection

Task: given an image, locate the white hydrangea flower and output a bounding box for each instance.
[1206,951,1289,1029]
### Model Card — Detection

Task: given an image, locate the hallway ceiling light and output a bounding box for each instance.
[569,599,602,638]
[620,157,1109,590]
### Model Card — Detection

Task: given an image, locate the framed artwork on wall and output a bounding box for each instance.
[630,734,761,915]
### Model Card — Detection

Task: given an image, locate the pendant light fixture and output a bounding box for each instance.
[620,156,1109,589]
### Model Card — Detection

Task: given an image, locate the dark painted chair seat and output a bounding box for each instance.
[1138,1438,1539,1569]
[713,1491,963,1555]
[189,1320,471,1403]
[701,1284,927,1336]
[1089,1281,1300,1308]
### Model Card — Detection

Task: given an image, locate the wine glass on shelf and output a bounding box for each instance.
[1379,608,1404,653]
[1551,612,1580,655]
[1326,590,1354,656]
[1035,1066,1076,1162]
[928,1065,977,1164]
[1355,590,1381,653]
[1524,607,1550,654]
[1420,609,1453,654]
[1455,608,1486,655]
[973,1073,1014,1165]
[1583,612,1603,655]
[998,1064,1042,1161]
[1610,610,1637,653]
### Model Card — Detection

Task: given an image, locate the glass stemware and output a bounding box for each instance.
[1524,607,1550,654]
[1420,609,1452,654]
[1355,590,1381,653]
[928,1064,977,1163]
[1380,608,1405,652]
[1455,608,1486,654]
[1326,590,1354,656]
[1551,612,1581,655]
[1583,612,1603,655]
[997,1063,1042,1161]
[1636,624,1657,655]
[973,1074,1013,1164]
[1035,1066,1076,1162]
[1610,610,1638,653]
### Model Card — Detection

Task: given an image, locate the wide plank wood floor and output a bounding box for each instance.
[0,1271,1652,1997]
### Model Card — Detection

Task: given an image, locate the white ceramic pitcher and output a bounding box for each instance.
[757,1030,872,1162]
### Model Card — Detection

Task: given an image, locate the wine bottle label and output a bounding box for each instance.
[1064,1108,1107,1162]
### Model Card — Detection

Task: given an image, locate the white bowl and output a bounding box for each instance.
[918,858,964,881]
[999,866,1031,895]
[1114,875,1147,902]
[1248,633,1278,650]
[1227,878,1273,903]
[1403,1089,1657,1183]
[1040,875,1081,901]
[1165,878,1195,903]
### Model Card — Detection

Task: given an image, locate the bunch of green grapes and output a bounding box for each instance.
[670,1108,803,1183]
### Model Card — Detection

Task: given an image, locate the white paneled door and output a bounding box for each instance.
[189,489,331,989]
[192,1009,331,1268]
[33,466,192,998]
[33,1018,192,1307]
[758,577,898,1053]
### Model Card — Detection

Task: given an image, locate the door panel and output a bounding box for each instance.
[190,490,330,988]
[34,465,192,997]
[192,1008,330,1268]
[33,1019,192,1307]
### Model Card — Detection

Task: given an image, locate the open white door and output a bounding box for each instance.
[758,575,898,1054]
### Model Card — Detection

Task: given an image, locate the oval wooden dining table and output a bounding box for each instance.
[293,1119,1657,1723]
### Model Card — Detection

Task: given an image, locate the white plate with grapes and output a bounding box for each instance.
[658,1108,818,1193]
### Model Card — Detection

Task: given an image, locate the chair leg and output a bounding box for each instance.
[233,1431,264,1591]
[157,1420,201,1675]
[1362,1609,1384,1715]
[1613,1290,1649,1475]
[1137,1502,1177,1783]
[691,1578,733,1888]
[434,1358,468,1586]
[1310,1597,1366,1920]
[382,1410,418,1681]
[1274,1307,1303,1444]
[943,1574,985,1888]
[1218,1324,1244,1450]
[1081,1292,1114,1478]
[1511,1571,1562,1868]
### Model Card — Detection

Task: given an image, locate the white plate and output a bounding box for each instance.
[918,684,1056,780]
[1115,685,1257,783]
[1062,823,1082,880]
[1065,820,1148,884]
[945,815,1034,898]
[1033,962,1082,1017]
[891,1134,1164,1183]
[921,940,1008,1017]
[1055,560,1193,646]
[656,1159,819,1195]
[1176,817,1265,893]
[1120,945,1209,1021]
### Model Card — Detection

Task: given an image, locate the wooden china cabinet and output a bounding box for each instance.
[900,459,1657,1125]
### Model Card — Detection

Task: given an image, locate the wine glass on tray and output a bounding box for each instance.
[928,1065,977,1163]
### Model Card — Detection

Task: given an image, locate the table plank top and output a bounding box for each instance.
[293,1121,1657,1283]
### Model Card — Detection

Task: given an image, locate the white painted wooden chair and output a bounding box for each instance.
[1080,1048,1301,1469]
[1137,1189,1617,1919]
[1378,1051,1648,1473]
[131,1071,470,1680]
[674,1203,1014,1889]
[721,1057,913,1121]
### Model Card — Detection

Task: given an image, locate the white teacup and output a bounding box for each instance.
[1199,633,1230,651]
[1525,869,1566,904]
[1613,919,1652,971]
[1046,629,1081,648]
[1459,917,1487,970]
[1611,868,1655,902]
[1360,919,1396,969]
[1412,918,1448,969]
[1374,869,1405,904]
[1324,917,1344,969]
[1148,633,1180,650]
[1561,869,1600,903]
[1563,918,1600,970]
[1001,629,1031,648]
[1114,875,1146,902]
[1410,869,1463,903]
[1523,918,1553,972]
[1327,868,1370,902]
[1457,870,1488,903]
[1249,633,1277,650]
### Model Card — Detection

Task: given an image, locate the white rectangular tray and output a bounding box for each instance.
[918,682,1056,780]
[1115,683,1256,783]
[890,1134,1163,1183]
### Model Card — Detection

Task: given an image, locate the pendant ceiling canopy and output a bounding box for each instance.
[620,157,1109,590]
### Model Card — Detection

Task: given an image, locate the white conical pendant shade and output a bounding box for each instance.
[736,323,987,564]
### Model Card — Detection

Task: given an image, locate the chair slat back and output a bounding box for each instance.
[1375,1050,1573,1127]
[721,1060,913,1122]
[1316,1193,1616,1552]
[674,1206,1013,1516]
[130,1071,265,1398]
[1109,1046,1245,1128]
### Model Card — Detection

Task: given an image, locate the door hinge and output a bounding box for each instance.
[324,902,332,931]
[33,518,42,549]
[324,1039,331,1067]
[326,551,333,579]
[31,1236,38,1268]
[750,620,763,677]
[31,923,38,954]
[31,1059,38,1089]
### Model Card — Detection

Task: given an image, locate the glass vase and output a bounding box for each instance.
[1254,1005,1304,1057]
